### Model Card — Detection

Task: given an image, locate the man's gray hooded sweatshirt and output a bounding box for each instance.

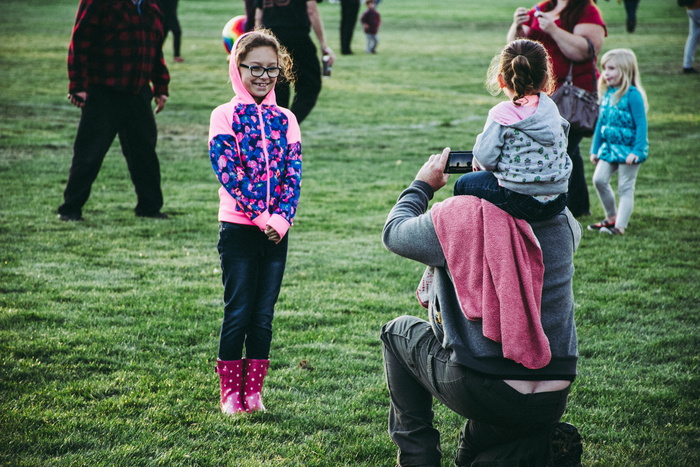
[382,180,582,380]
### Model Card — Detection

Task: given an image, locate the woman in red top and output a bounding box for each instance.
[508,0,607,218]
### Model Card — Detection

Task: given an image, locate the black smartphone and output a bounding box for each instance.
[444,151,474,174]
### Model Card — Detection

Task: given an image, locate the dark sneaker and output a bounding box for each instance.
[587,220,614,231]
[682,67,698,74]
[547,422,582,467]
[600,226,624,236]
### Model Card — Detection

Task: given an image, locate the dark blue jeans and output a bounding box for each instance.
[453,171,567,221]
[217,222,288,361]
[380,316,570,467]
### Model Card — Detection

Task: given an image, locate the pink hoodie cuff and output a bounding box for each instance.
[266,214,291,239]
[252,211,271,230]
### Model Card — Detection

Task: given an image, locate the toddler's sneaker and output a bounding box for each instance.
[587,219,614,231]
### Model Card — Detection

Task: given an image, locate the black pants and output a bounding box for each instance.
[244,0,256,32]
[566,128,591,218]
[272,30,322,124]
[162,0,182,57]
[340,0,360,54]
[58,85,163,218]
[624,0,640,32]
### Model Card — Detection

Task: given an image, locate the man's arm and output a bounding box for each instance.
[255,6,263,28]
[68,0,99,95]
[382,148,450,266]
[306,0,335,65]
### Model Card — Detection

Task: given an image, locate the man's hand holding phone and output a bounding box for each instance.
[416,147,450,192]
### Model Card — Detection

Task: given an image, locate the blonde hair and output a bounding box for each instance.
[485,39,555,105]
[234,28,295,83]
[598,48,648,112]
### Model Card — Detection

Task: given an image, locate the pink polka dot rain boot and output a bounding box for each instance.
[243,358,270,412]
[216,359,246,414]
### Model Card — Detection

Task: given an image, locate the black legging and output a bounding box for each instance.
[566,128,591,218]
[340,0,360,54]
[162,0,182,57]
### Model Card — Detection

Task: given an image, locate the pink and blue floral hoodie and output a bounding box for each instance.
[208,34,302,239]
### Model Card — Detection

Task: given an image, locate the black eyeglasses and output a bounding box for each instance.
[240,64,282,78]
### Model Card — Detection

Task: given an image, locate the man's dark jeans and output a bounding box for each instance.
[380,315,571,467]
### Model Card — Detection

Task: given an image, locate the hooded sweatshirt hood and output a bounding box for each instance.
[507,93,565,148]
[228,32,278,106]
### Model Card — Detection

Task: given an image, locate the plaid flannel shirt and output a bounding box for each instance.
[68,0,169,96]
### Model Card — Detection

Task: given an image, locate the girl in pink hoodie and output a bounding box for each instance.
[209,30,301,414]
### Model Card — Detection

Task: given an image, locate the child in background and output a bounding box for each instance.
[453,39,571,221]
[588,48,648,236]
[208,30,301,414]
[361,0,381,54]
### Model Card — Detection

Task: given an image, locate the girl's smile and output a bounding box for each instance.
[239,46,279,104]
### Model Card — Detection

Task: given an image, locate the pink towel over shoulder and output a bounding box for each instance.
[430,196,551,369]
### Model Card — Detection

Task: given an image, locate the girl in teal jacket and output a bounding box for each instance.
[588,48,648,236]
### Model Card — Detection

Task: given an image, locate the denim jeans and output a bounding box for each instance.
[366,33,379,53]
[380,315,570,467]
[453,171,567,221]
[217,222,288,361]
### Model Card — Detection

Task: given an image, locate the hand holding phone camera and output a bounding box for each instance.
[444,151,474,174]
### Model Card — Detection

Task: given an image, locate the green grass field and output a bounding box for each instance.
[1,0,699,465]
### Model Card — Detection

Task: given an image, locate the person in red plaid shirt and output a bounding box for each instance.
[58,0,170,221]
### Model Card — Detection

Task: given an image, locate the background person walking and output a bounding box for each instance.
[682,0,700,73]
[59,0,170,221]
[255,0,335,124]
[162,0,184,62]
[360,0,381,53]
[588,48,648,236]
[340,0,360,55]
